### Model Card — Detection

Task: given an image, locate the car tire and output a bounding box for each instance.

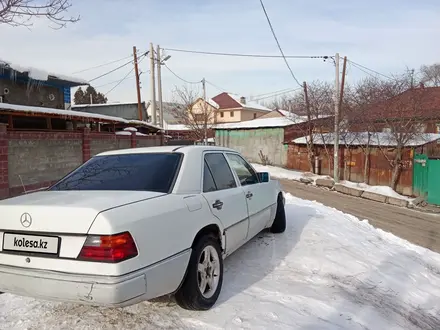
[175,234,224,311]
[270,194,286,233]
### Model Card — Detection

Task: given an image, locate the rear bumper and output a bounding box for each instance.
[0,249,191,307]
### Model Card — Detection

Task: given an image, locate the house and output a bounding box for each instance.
[212,92,272,123]
[259,109,297,119]
[0,59,86,110]
[349,85,440,133]
[215,115,334,166]
[72,101,149,122]
[0,60,160,133]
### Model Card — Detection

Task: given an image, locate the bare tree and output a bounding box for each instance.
[420,63,440,87]
[283,81,335,174]
[0,0,79,28]
[357,73,430,191]
[171,86,217,141]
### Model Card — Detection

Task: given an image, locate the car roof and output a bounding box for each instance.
[96,145,238,157]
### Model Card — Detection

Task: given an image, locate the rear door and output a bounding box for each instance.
[202,153,249,255]
[225,153,274,239]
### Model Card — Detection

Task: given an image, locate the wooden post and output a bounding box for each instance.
[133,46,143,121]
[0,123,9,199]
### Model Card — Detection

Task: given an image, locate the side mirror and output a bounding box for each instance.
[257,172,270,183]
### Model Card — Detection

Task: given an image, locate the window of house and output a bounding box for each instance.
[253,113,257,119]
[194,114,204,122]
[436,123,440,133]
[230,111,234,117]
[220,112,224,118]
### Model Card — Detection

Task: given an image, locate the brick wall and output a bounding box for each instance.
[90,133,131,157]
[0,123,162,199]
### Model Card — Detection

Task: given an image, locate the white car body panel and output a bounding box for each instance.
[0,145,282,307]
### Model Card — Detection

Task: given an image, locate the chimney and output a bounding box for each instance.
[420,82,425,89]
[240,96,246,104]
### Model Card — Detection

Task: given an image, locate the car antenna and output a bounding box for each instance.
[18,175,27,194]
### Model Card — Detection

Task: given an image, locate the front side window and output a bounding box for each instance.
[226,153,259,186]
[204,153,237,191]
[50,153,182,193]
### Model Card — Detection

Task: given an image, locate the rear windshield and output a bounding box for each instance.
[50,153,182,193]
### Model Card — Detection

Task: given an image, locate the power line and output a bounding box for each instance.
[251,87,295,98]
[258,0,302,87]
[104,54,148,96]
[348,59,394,80]
[88,59,134,83]
[205,80,226,92]
[253,88,301,101]
[163,63,202,84]
[163,47,330,60]
[95,75,136,88]
[71,54,134,75]
[104,67,135,96]
[87,52,148,83]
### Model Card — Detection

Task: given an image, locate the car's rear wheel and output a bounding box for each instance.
[270,193,286,233]
[175,234,223,310]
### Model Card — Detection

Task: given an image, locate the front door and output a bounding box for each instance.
[225,153,274,239]
[202,153,249,255]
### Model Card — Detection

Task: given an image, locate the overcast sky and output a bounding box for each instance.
[1,0,440,104]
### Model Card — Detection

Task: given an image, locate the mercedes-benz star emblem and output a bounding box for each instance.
[20,213,32,228]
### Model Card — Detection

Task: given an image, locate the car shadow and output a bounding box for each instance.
[215,202,315,306]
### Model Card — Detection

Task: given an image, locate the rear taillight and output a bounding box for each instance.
[78,232,138,263]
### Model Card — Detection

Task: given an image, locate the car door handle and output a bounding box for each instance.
[212,200,223,210]
[246,192,253,199]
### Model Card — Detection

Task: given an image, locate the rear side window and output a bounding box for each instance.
[203,161,217,192]
[50,153,182,193]
[204,153,237,191]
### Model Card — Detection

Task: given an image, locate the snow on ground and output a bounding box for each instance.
[341,180,414,202]
[252,163,413,201]
[1,194,440,329]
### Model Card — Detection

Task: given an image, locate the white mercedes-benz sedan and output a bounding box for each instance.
[0,145,286,310]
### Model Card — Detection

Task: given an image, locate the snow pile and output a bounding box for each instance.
[1,194,439,329]
[123,127,138,132]
[252,163,412,201]
[0,103,161,131]
[115,131,147,136]
[0,59,87,85]
[341,181,414,201]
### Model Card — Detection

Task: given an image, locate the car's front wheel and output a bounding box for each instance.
[175,234,223,310]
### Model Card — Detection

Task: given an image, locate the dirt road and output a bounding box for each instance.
[280,179,440,253]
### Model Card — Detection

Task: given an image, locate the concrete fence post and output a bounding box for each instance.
[131,132,136,148]
[82,127,91,163]
[0,124,9,199]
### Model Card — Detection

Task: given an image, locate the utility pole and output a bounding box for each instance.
[339,56,348,117]
[202,77,207,145]
[304,81,315,173]
[333,52,340,183]
[156,45,164,128]
[133,46,143,121]
[149,42,157,125]
[90,94,93,105]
